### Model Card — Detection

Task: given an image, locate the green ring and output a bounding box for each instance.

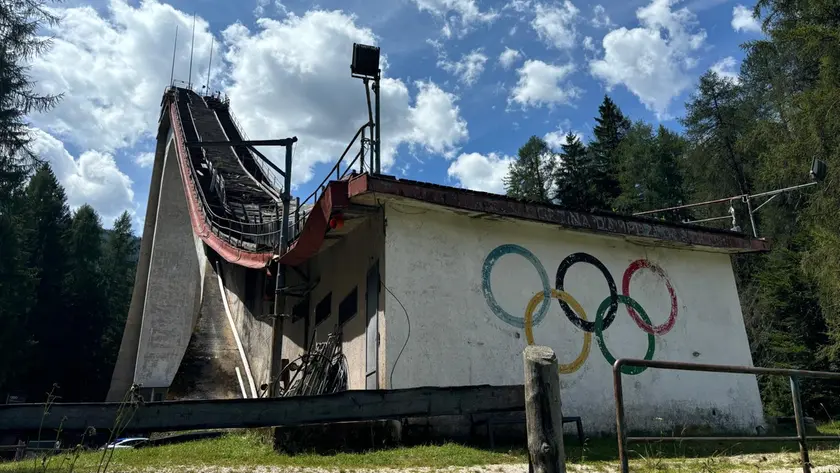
[594,294,655,375]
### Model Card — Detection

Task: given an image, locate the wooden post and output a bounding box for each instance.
[524,346,566,473]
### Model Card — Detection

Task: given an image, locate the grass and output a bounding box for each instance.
[4,431,840,473]
[4,423,840,472]
[0,432,527,472]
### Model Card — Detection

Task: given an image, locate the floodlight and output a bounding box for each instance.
[351,43,380,78]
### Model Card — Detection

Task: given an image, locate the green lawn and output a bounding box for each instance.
[4,427,840,473]
[0,433,527,472]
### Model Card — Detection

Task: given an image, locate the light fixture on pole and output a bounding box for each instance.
[634,159,829,237]
[351,43,381,174]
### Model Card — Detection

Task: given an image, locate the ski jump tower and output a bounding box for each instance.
[107,44,383,402]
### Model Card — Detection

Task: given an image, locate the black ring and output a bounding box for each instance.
[555,253,618,333]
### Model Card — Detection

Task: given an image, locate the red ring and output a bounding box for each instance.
[622,259,678,335]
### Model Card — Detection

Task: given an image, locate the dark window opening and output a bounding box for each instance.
[292,296,309,322]
[339,287,358,326]
[315,292,331,327]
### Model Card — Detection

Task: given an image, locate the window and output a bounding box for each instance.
[315,292,331,326]
[291,296,309,322]
[339,287,358,326]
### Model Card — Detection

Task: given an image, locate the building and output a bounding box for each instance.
[109,86,769,435]
[278,175,769,434]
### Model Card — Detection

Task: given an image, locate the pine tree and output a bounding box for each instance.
[62,205,108,400]
[0,0,62,159]
[681,71,754,198]
[614,123,689,220]
[0,199,33,396]
[0,0,61,398]
[554,133,599,211]
[101,211,137,388]
[503,136,557,203]
[589,95,631,209]
[19,164,71,398]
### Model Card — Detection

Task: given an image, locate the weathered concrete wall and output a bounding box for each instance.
[383,203,764,434]
[281,212,384,390]
[169,258,240,400]
[221,263,274,394]
[169,258,273,399]
[107,126,170,401]
[134,136,205,389]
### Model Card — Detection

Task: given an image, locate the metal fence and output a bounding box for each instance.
[612,358,840,473]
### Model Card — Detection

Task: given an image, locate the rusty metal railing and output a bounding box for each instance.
[292,121,371,238]
[613,358,840,473]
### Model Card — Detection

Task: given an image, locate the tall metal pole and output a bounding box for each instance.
[272,141,294,396]
[790,376,812,473]
[187,14,196,89]
[169,25,179,86]
[374,71,381,174]
[205,36,214,92]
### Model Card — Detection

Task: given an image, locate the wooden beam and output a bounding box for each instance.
[0,385,524,433]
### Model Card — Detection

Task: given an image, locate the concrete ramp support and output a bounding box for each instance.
[107,88,278,402]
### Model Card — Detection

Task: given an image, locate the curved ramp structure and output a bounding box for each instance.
[107,87,295,402]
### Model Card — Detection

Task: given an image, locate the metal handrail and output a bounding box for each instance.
[613,358,840,473]
[293,122,371,233]
[168,87,283,250]
[226,106,286,193]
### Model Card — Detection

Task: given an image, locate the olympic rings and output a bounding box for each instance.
[594,295,656,375]
[524,289,591,374]
[622,259,678,335]
[556,253,618,333]
[482,244,551,328]
[481,245,679,374]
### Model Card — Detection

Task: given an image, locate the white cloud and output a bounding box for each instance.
[254,0,269,17]
[544,128,584,149]
[509,59,581,109]
[732,4,760,33]
[438,49,489,85]
[498,47,522,69]
[589,0,707,116]
[582,36,597,53]
[28,128,135,224]
[531,1,580,50]
[447,152,513,194]
[504,0,531,13]
[223,10,468,184]
[711,56,740,84]
[591,4,613,28]
[411,0,498,37]
[29,0,220,152]
[136,151,155,168]
[407,81,469,157]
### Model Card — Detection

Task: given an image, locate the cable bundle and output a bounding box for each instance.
[281,332,348,397]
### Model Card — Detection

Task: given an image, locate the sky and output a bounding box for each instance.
[24,0,764,232]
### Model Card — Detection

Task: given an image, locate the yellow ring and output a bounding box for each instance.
[524,289,592,374]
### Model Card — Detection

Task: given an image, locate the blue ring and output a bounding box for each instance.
[481,244,551,328]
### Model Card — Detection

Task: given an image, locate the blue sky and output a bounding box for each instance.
[25,0,762,232]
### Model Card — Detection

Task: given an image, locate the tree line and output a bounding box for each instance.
[503,0,840,415]
[0,0,138,402]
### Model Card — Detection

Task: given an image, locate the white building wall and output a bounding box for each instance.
[383,204,764,434]
[281,212,385,390]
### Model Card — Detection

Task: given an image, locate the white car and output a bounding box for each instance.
[101,437,149,450]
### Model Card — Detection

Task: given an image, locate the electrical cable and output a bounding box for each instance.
[381,278,410,389]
